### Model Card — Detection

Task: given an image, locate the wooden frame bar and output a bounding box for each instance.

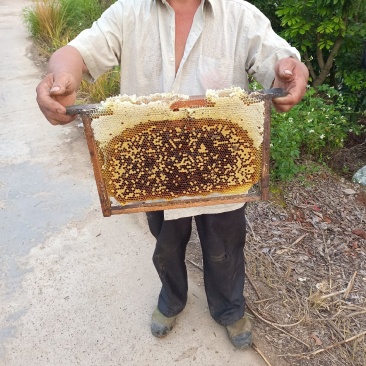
[261,97,272,201]
[82,115,112,217]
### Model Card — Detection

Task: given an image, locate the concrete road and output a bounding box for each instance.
[0,1,267,365]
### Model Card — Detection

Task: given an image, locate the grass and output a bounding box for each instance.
[23,0,120,102]
[78,68,121,104]
[23,0,70,49]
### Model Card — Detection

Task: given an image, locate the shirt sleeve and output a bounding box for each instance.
[243,3,300,88]
[68,1,124,82]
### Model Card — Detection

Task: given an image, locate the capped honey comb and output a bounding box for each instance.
[88,87,267,207]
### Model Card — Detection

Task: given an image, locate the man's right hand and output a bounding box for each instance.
[36,72,79,125]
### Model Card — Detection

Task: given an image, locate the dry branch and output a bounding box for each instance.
[252,343,273,366]
[246,303,310,349]
[289,234,308,247]
[187,259,203,271]
[280,330,366,358]
[344,271,357,299]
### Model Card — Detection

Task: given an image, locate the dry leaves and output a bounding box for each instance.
[244,168,366,366]
[352,229,366,240]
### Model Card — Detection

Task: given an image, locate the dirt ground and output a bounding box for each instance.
[30,43,366,366]
[187,166,366,366]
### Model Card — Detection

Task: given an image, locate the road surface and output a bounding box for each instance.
[0,1,267,365]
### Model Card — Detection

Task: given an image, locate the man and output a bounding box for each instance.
[36,0,308,349]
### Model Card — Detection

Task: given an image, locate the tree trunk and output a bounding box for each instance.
[312,37,344,87]
[329,65,337,89]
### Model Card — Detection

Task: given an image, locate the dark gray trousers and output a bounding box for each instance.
[147,205,246,326]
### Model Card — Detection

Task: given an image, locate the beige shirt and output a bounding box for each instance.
[69,0,300,220]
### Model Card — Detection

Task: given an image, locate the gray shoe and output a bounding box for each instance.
[226,315,253,349]
[151,307,177,338]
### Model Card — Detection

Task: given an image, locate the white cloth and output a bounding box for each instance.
[69,0,300,220]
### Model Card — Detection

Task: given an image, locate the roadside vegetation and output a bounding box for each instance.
[23,0,366,182]
[23,0,120,105]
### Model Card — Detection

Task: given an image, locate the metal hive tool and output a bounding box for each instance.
[66,87,285,216]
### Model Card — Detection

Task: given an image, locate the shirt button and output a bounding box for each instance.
[170,57,174,62]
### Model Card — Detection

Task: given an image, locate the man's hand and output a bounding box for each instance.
[36,72,79,125]
[272,58,309,112]
[36,45,87,125]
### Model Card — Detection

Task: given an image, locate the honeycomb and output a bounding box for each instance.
[88,87,266,206]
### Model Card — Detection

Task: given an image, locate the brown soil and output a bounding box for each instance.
[27,41,49,75]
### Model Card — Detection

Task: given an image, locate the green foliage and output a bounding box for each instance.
[338,70,366,112]
[60,0,107,39]
[276,0,348,51]
[251,0,366,122]
[275,0,366,90]
[270,85,364,181]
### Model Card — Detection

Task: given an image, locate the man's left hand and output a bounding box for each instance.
[272,58,309,112]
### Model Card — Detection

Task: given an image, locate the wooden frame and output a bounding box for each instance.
[69,90,279,217]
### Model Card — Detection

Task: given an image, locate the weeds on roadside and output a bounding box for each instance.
[23,0,70,49]
[23,0,120,101]
[79,68,121,103]
[23,0,112,51]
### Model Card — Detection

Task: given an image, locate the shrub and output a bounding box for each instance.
[338,69,366,113]
[270,85,364,181]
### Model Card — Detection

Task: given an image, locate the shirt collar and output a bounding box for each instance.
[154,0,215,17]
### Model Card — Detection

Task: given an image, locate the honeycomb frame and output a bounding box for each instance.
[74,88,274,216]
